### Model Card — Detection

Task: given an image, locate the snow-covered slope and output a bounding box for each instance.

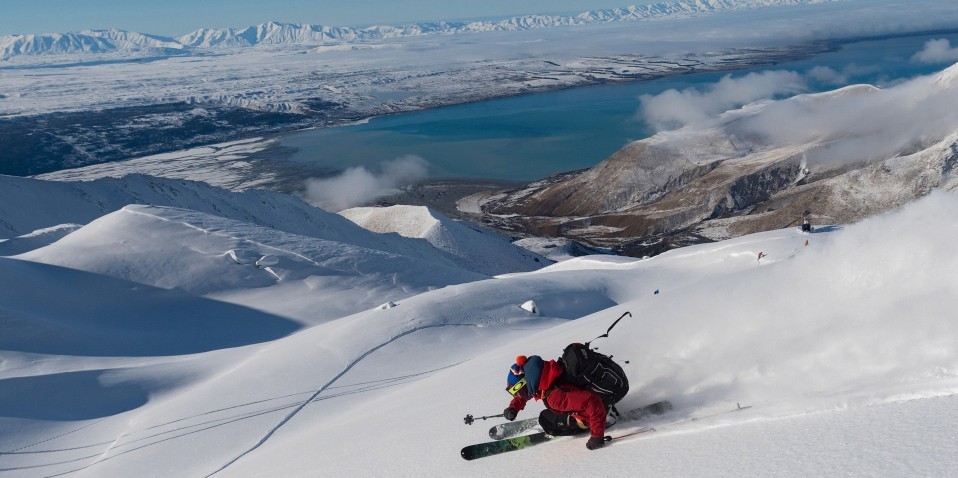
[0,174,533,278]
[33,137,286,191]
[512,236,611,262]
[0,255,300,357]
[0,173,363,242]
[2,187,956,476]
[16,205,488,324]
[340,205,549,276]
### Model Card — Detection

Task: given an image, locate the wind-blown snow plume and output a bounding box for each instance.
[620,191,958,414]
[911,38,958,64]
[637,60,958,168]
[738,63,958,167]
[638,70,807,130]
[302,155,429,212]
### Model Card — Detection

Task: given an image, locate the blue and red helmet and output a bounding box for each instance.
[505,355,528,396]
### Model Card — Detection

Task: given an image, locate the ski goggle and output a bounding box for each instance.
[506,377,527,397]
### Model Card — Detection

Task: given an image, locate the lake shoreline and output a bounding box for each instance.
[24,28,958,237]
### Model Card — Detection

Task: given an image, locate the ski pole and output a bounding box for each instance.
[463,413,504,425]
[610,427,655,441]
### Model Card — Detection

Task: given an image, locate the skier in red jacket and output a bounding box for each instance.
[504,354,609,450]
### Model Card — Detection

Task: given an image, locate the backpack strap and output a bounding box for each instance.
[586,311,631,346]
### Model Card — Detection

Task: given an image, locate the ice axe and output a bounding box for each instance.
[463,413,504,425]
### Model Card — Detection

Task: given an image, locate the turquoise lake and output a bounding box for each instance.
[278,31,958,181]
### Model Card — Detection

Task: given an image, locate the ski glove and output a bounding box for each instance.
[503,407,518,421]
[586,436,610,450]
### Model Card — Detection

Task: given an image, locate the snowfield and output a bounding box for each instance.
[5,0,958,120]
[34,137,280,192]
[1,171,956,475]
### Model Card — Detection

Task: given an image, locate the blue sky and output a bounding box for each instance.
[1,0,658,37]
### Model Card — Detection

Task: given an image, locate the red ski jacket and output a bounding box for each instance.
[508,359,607,438]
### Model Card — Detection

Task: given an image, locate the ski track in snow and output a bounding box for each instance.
[125,207,328,269]
[203,322,476,476]
[70,364,462,466]
[0,190,958,476]
[1,418,110,454]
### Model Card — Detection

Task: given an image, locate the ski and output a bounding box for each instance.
[463,423,656,461]
[460,431,559,460]
[488,400,672,440]
[463,402,748,460]
[488,416,539,440]
[463,425,656,460]
[608,403,753,445]
[617,400,673,422]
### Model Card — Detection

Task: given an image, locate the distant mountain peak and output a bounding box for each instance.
[0,28,186,60]
[0,0,844,60]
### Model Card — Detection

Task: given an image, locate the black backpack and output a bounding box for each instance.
[558,342,629,407]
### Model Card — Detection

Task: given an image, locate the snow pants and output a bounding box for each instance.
[542,385,607,438]
[538,409,589,437]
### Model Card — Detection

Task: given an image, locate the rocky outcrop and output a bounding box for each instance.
[471,78,958,257]
[478,139,813,254]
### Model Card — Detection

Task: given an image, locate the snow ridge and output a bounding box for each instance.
[340,205,549,276]
[0,174,542,282]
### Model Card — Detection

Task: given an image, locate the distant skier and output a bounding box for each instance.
[801,217,812,233]
[503,355,609,450]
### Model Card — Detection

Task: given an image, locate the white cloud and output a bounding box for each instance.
[911,38,958,64]
[737,64,958,168]
[805,66,846,85]
[302,155,429,212]
[636,60,958,169]
[638,70,807,130]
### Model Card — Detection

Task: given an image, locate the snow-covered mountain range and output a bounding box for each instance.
[0,0,841,60]
[0,28,186,60]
